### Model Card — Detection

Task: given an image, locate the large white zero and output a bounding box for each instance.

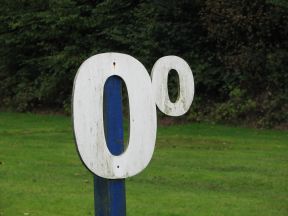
[151,56,194,116]
[72,53,157,179]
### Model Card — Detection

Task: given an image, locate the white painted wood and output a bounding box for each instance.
[151,56,194,116]
[72,53,157,179]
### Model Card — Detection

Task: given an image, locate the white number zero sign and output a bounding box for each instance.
[72,53,157,179]
[73,52,194,179]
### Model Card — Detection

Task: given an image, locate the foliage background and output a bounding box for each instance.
[0,0,287,128]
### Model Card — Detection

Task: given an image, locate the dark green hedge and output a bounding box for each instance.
[0,0,287,128]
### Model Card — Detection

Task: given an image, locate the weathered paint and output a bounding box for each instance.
[94,76,126,216]
[72,53,157,179]
[151,56,194,116]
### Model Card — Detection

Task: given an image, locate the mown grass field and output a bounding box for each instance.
[0,112,287,216]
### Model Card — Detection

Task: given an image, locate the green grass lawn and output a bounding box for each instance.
[0,112,287,216]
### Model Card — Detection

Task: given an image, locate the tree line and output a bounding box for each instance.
[0,0,287,128]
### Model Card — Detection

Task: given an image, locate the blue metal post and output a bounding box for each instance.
[94,76,126,216]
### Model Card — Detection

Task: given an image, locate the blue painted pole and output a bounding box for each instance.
[94,76,126,216]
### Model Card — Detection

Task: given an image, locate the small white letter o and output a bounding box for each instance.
[151,56,194,116]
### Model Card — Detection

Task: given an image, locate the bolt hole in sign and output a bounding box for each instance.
[72,53,194,179]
